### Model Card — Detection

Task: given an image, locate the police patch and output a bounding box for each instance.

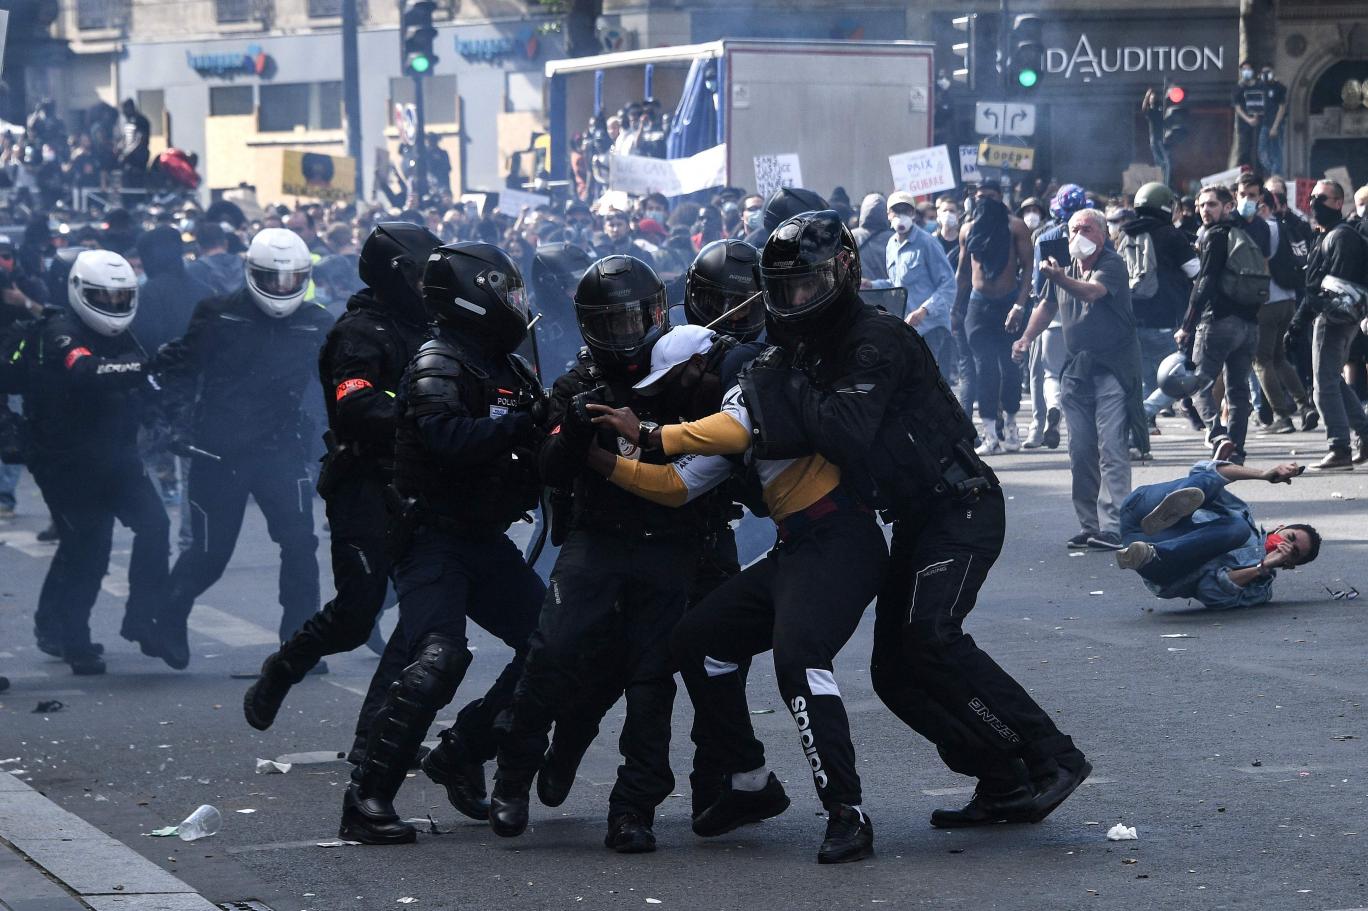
[854,343,880,368]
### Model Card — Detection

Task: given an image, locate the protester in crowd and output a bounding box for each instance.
[1258,66,1288,177]
[119,99,151,196]
[1286,179,1368,470]
[954,182,1034,454]
[869,190,956,369]
[1014,208,1139,550]
[186,222,246,296]
[1255,186,1317,433]
[1176,184,1262,464]
[1115,459,1316,609]
[851,193,893,284]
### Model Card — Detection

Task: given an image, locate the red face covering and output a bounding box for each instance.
[1264,532,1285,555]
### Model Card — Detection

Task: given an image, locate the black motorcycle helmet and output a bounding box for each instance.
[422,242,529,354]
[759,209,860,340]
[763,186,829,233]
[573,254,669,378]
[530,242,593,307]
[684,239,764,342]
[359,222,442,323]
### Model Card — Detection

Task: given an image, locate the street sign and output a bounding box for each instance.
[978,140,1035,172]
[974,101,1037,137]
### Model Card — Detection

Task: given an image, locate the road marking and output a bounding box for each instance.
[324,679,368,698]
[188,604,278,648]
[0,529,55,558]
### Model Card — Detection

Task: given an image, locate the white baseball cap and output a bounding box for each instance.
[633,324,717,391]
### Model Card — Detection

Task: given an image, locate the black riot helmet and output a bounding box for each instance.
[759,209,860,340]
[359,222,442,323]
[422,242,530,354]
[573,254,669,378]
[763,186,829,232]
[530,242,593,307]
[684,239,764,342]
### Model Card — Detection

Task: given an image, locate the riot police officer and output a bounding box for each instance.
[750,210,1091,831]
[340,242,547,845]
[22,250,170,674]
[244,223,440,732]
[490,254,703,854]
[153,228,331,669]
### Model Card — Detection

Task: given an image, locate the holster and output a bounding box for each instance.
[383,484,421,561]
[548,486,572,547]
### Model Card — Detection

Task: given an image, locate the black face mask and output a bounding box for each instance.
[1311,200,1343,229]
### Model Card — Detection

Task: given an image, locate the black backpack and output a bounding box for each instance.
[1267,216,1309,291]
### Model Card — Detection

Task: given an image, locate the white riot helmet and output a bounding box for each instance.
[68,249,138,337]
[1158,351,1203,398]
[246,228,312,318]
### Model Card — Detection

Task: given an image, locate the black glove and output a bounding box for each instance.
[559,390,600,447]
[1283,321,1304,352]
[167,433,195,459]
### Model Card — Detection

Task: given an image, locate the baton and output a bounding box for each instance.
[703,291,764,331]
[185,445,222,462]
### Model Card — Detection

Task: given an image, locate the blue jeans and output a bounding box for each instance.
[0,459,18,510]
[1258,123,1284,177]
[1120,470,1248,586]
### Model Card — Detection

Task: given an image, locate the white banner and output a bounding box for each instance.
[609,145,727,198]
[958,145,981,185]
[494,188,551,217]
[753,153,802,199]
[888,145,958,198]
[1198,165,1245,188]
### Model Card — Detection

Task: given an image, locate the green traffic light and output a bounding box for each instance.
[411,55,431,74]
[1017,68,1038,88]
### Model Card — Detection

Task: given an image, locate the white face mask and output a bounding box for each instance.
[892,214,915,234]
[644,208,666,223]
[1238,199,1258,218]
[1069,234,1098,261]
[1241,67,1254,81]
[1023,212,1041,230]
[938,211,959,231]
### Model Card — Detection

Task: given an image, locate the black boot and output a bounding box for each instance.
[339,783,416,845]
[154,612,191,671]
[536,739,591,809]
[930,784,1036,828]
[605,812,656,854]
[339,634,467,845]
[243,652,303,731]
[489,774,532,838]
[692,773,790,837]
[1028,754,1092,823]
[119,612,159,657]
[421,731,490,821]
[817,805,873,865]
[64,646,106,676]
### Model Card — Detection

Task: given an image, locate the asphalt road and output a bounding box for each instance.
[2,417,1366,911]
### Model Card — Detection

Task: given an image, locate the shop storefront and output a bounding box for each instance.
[115,17,560,201]
[1026,10,1241,190]
[1276,0,1368,189]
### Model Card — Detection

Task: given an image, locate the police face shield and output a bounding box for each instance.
[692,284,764,336]
[82,285,136,316]
[502,277,530,324]
[249,266,311,299]
[579,289,669,351]
[761,254,849,320]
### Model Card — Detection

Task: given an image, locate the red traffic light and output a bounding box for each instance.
[1166,85,1186,104]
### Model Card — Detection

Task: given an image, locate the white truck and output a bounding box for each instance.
[543,38,935,199]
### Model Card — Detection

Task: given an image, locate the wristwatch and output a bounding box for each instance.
[637,420,660,450]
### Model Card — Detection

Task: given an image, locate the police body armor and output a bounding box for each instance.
[393,334,543,530]
[316,295,428,487]
[855,323,996,514]
[557,351,709,540]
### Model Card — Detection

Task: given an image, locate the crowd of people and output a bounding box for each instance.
[2,127,1365,866]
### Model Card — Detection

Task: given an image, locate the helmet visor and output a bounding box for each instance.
[82,285,136,316]
[503,280,530,324]
[249,266,311,299]
[691,284,764,337]
[761,258,846,320]
[579,289,669,351]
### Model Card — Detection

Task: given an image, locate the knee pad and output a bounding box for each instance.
[392,633,472,711]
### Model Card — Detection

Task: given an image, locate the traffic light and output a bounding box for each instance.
[1008,15,1044,91]
[950,13,1000,93]
[401,0,438,77]
[1162,84,1189,148]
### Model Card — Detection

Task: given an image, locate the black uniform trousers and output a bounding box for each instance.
[497,527,698,822]
[32,455,170,653]
[870,487,1079,785]
[671,504,887,810]
[391,524,544,763]
[165,445,319,641]
[280,470,391,673]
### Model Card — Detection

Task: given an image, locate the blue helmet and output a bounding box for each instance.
[1050,183,1090,221]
